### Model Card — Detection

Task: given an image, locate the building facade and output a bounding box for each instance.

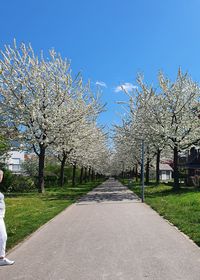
[159,163,173,182]
[5,151,25,174]
[179,147,200,186]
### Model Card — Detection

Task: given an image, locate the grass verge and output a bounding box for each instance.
[121,179,200,247]
[4,180,104,250]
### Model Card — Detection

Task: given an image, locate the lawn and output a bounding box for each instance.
[4,180,103,250]
[121,179,200,246]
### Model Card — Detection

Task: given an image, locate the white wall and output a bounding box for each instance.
[5,151,25,173]
[160,170,172,181]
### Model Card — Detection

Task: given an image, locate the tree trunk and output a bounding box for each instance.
[79,166,83,184]
[145,146,150,184]
[132,168,134,179]
[38,145,45,193]
[88,167,91,181]
[72,164,76,187]
[135,164,138,182]
[60,154,67,187]
[156,149,161,184]
[145,157,150,184]
[84,167,87,183]
[91,169,94,181]
[173,145,179,190]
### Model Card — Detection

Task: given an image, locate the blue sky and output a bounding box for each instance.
[1,0,200,129]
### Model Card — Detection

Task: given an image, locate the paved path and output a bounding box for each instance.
[1,179,200,280]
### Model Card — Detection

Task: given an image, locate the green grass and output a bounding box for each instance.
[4,180,104,250]
[121,179,200,246]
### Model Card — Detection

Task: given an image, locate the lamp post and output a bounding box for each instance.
[141,139,145,202]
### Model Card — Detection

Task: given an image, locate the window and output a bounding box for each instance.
[12,158,20,164]
[12,164,20,171]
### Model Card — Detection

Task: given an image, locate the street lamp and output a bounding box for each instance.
[141,139,145,202]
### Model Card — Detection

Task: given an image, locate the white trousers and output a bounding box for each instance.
[0,218,7,257]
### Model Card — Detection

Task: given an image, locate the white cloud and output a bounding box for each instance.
[114,82,138,93]
[96,81,107,88]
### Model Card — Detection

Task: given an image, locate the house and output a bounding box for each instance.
[5,151,25,174]
[159,163,173,181]
[179,147,200,185]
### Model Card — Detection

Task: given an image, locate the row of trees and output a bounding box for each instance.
[0,41,109,192]
[111,69,200,189]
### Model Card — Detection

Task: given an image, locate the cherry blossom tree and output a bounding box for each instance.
[67,124,109,185]
[51,92,104,186]
[138,70,200,188]
[114,69,200,189]
[0,41,103,192]
[156,69,200,188]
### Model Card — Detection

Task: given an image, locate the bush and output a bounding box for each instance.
[45,173,59,187]
[0,169,36,193]
[0,169,14,192]
[7,175,36,193]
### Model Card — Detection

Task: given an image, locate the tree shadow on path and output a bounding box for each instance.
[77,179,140,204]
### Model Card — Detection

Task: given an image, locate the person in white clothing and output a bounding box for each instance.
[0,170,14,266]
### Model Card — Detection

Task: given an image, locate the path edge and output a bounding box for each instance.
[122,181,200,251]
[6,203,76,256]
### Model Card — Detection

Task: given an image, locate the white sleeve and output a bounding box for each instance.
[0,193,5,218]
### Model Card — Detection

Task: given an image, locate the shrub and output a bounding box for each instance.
[0,169,14,192]
[45,173,59,187]
[7,175,36,193]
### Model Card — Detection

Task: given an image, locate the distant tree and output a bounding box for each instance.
[116,69,200,189]
[21,157,38,178]
[0,117,10,167]
[156,69,200,189]
[0,135,9,157]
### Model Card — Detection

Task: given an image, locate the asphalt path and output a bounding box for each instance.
[1,178,200,279]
